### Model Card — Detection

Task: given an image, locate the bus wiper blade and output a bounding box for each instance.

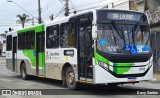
[111,20,126,47]
[112,20,125,39]
[128,15,144,44]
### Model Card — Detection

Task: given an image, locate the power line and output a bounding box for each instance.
[54,5,65,19]
[41,0,64,19]
[41,0,54,8]
[0,9,38,17]
[70,0,76,11]
[69,0,120,13]
[42,10,64,21]
[75,3,109,12]
[7,1,39,21]
[42,0,110,20]
[41,0,57,12]
[71,0,110,10]
[0,25,30,26]
[0,20,17,21]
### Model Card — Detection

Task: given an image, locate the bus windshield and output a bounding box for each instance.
[96,22,150,54]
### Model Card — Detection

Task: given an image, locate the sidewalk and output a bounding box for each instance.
[152,71,160,83]
[0,56,6,65]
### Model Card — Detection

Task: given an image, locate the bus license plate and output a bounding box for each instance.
[128,78,137,82]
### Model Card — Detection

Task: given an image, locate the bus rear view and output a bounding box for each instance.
[94,10,153,85]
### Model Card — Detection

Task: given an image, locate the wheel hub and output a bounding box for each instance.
[67,72,74,84]
[22,69,25,78]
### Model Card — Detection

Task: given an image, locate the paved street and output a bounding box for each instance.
[0,57,160,98]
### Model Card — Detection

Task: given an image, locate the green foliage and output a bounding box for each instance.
[17,13,31,28]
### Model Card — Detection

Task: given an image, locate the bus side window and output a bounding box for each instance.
[6,35,12,51]
[18,33,26,50]
[60,22,75,48]
[26,30,35,49]
[46,25,59,48]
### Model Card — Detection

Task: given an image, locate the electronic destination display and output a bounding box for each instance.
[98,11,144,21]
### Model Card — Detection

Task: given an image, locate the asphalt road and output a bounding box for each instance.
[0,59,160,98]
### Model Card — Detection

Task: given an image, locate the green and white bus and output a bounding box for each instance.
[6,9,153,89]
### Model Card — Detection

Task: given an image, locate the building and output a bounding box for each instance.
[104,0,138,10]
[135,0,160,71]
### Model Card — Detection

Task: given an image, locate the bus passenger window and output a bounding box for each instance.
[46,25,59,48]
[18,33,26,50]
[60,22,75,48]
[26,30,35,49]
[6,35,12,51]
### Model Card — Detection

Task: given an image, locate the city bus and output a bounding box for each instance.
[6,9,153,89]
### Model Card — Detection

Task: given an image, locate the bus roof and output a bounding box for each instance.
[96,8,145,14]
[6,30,16,36]
[17,24,45,33]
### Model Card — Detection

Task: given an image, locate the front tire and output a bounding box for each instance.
[66,66,79,89]
[20,63,29,80]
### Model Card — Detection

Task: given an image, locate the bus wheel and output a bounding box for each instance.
[20,63,28,80]
[66,66,79,89]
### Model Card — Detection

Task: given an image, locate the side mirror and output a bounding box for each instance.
[92,25,97,39]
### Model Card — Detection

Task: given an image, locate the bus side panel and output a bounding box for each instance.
[45,48,78,80]
[16,50,36,75]
[45,48,63,80]
[6,51,13,71]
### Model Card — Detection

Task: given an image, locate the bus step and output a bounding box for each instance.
[38,75,45,78]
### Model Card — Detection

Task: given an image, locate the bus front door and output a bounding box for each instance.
[12,37,17,71]
[78,21,93,81]
[36,32,45,76]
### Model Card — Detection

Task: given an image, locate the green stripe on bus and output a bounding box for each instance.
[38,52,44,67]
[94,51,133,75]
[113,63,133,74]
[94,51,109,65]
[23,50,36,67]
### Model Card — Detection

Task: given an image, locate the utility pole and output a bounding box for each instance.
[38,0,42,23]
[65,0,69,16]
[50,14,54,20]
[32,17,34,26]
[112,3,114,8]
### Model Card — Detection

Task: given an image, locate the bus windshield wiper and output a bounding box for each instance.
[111,20,125,39]
[111,20,126,46]
[128,15,144,44]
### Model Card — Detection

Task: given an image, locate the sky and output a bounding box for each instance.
[0,0,118,34]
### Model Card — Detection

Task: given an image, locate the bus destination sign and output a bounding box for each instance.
[107,12,141,21]
[112,13,134,21]
[99,11,143,21]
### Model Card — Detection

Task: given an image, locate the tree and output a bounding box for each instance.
[17,13,31,28]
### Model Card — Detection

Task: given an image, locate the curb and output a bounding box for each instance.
[147,78,160,84]
[0,61,6,64]
[151,78,157,82]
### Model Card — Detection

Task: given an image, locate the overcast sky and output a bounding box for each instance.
[0,0,118,34]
